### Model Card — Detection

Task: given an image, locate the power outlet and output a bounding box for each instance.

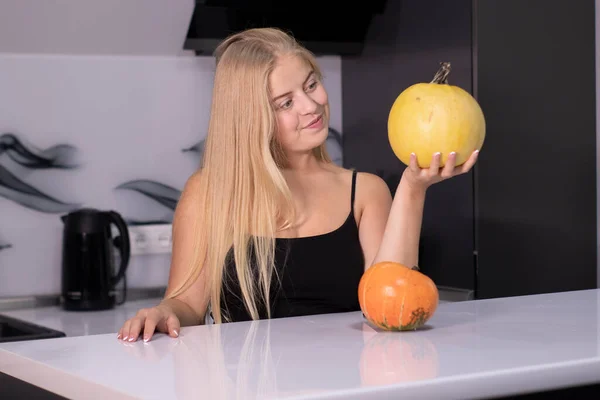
[127,224,173,255]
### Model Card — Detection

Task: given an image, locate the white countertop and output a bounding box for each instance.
[0,298,163,337]
[1,289,599,400]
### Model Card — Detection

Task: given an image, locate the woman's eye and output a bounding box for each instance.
[307,81,318,91]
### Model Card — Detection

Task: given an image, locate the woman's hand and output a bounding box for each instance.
[401,150,480,192]
[117,304,181,343]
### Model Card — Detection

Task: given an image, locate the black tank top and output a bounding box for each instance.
[219,170,365,323]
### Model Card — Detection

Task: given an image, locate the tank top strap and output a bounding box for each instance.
[350,169,357,215]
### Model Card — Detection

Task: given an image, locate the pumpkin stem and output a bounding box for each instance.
[431,62,451,84]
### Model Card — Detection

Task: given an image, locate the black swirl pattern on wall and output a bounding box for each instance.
[114,180,182,225]
[181,140,204,154]
[181,127,343,165]
[0,133,79,169]
[0,133,81,213]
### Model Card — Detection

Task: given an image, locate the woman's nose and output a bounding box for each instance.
[299,94,319,114]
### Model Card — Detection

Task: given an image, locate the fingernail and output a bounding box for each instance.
[123,335,128,340]
[143,336,150,342]
[475,149,480,154]
[450,151,456,156]
[117,333,121,339]
[434,152,441,157]
[172,329,179,337]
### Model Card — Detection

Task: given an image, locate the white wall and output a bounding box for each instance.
[0,0,194,56]
[0,53,343,297]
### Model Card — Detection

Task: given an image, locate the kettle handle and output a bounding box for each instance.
[107,210,131,287]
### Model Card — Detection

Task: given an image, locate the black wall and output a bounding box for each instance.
[342,0,598,298]
[474,0,597,298]
[342,0,477,294]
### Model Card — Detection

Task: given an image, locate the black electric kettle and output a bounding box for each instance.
[60,208,131,311]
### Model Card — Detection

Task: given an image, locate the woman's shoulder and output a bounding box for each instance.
[182,168,207,192]
[328,165,390,194]
[176,169,206,210]
[354,170,392,206]
[325,164,392,206]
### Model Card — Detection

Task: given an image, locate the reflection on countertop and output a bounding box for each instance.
[148,315,443,398]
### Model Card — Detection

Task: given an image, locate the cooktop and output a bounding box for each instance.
[0,314,66,343]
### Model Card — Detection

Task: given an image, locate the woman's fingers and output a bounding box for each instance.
[143,313,160,342]
[120,319,132,341]
[127,316,144,342]
[408,152,420,173]
[441,152,457,178]
[428,152,441,177]
[405,149,480,186]
[165,314,181,338]
[458,150,480,174]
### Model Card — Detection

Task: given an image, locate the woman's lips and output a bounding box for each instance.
[305,115,324,130]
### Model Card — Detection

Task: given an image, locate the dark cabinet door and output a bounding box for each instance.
[473,0,597,298]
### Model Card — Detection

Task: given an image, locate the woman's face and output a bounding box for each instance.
[269,54,330,156]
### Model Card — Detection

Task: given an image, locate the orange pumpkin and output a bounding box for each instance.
[358,261,439,331]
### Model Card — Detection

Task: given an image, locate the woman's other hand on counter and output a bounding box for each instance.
[117,304,180,342]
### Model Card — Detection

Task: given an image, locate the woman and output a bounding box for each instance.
[117,27,479,343]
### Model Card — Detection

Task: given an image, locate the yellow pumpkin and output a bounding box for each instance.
[387,62,486,168]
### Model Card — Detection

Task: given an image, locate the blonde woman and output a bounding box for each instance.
[117,27,479,343]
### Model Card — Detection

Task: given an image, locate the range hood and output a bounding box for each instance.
[184,1,389,56]
[0,0,387,57]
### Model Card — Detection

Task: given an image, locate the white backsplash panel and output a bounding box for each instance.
[0,53,343,297]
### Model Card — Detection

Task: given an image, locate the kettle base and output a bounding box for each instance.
[61,296,116,312]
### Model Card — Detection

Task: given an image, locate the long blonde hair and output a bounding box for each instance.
[166,28,331,323]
